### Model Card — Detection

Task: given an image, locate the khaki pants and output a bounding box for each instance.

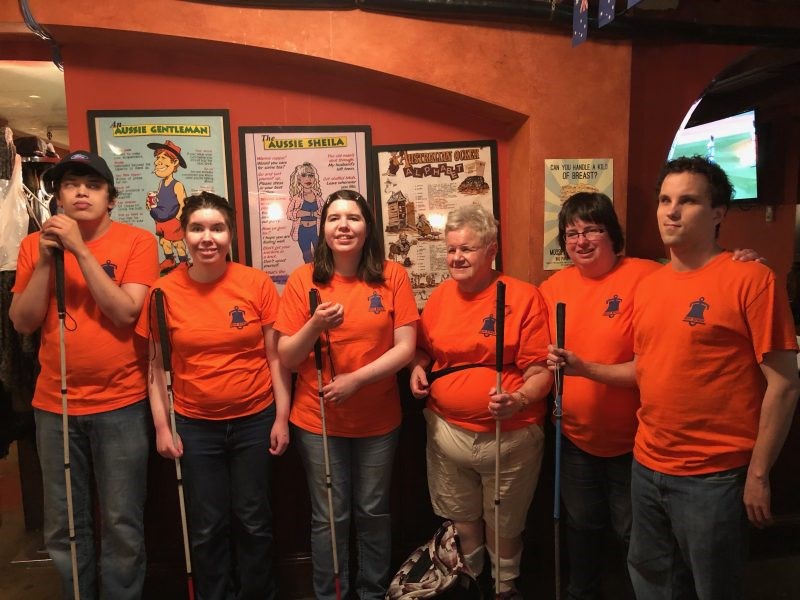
[424,409,544,537]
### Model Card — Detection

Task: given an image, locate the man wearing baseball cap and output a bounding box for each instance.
[10,150,158,598]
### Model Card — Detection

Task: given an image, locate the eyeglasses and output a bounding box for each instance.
[565,227,606,243]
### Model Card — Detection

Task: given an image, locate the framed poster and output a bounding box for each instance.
[543,158,613,271]
[89,109,234,269]
[374,140,500,309]
[239,125,372,290]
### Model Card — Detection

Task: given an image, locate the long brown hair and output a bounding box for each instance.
[312,189,385,285]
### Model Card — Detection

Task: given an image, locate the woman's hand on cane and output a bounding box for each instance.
[488,387,523,420]
[323,372,361,405]
[311,301,345,331]
[547,344,587,377]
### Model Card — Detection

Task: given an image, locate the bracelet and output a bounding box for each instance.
[512,390,531,411]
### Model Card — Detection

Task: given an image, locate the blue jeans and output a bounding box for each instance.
[298,224,318,263]
[560,437,633,600]
[176,405,278,600]
[293,425,400,600]
[628,459,749,600]
[35,401,149,600]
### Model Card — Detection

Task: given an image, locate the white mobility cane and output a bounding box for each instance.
[493,279,506,589]
[54,248,80,600]
[553,302,566,600]
[309,289,341,600]
[153,288,195,600]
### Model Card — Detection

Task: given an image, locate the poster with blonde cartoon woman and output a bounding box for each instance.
[287,162,323,263]
[239,125,372,292]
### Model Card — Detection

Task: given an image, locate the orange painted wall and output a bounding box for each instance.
[4,5,794,283]
[56,38,520,265]
[0,1,633,284]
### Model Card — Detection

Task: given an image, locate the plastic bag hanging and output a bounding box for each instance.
[0,154,31,271]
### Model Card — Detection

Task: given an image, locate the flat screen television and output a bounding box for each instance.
[667,109,758,202]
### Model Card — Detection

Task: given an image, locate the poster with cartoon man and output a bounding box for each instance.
[146,140,189,270]
[89,110,234,271]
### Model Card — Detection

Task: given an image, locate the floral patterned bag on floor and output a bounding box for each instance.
[386,520,482,599]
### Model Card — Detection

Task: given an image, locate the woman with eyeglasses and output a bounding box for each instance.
[409,204,553,599]
[275,189,418,600]
[138,191,292,599]
[539,191,660,600]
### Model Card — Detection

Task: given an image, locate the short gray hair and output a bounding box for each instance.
[445,204,498,246]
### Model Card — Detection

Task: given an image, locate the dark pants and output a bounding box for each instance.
[628,459,749,600]
[176,405,277,600]
[560,437,633,600]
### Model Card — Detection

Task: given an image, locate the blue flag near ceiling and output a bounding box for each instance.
[599,0,616,27]
[572,0,588,46]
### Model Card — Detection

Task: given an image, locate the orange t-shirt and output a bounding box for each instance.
[13,222,158,415]
[418,274,551,433]
[540,257,661,456]
[274,261,419,437]
[135,262,280,420]
[633,252,798,475]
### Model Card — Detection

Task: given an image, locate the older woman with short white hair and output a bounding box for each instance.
[410,204,552,599]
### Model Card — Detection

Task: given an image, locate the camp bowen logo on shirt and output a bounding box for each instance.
[604,294,622,318]
[101,260,117,281]
[479,312,498,337]
[229,306,248,329]
[368,291,386,314]
[683,297,709,326]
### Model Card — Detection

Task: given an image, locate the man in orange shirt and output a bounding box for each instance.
[549,157,798,599]
[10,151,157,599]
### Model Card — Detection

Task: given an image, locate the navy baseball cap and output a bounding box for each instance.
[43,150,115,192]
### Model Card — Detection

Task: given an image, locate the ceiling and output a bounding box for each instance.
[0,60,67,149]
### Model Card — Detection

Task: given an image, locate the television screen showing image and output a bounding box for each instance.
[668,110,758,202]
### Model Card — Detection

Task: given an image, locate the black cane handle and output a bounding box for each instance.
[153,288,172,372]
[54,249,66,317]
[309,288,323,372]
[495,280,506,373]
